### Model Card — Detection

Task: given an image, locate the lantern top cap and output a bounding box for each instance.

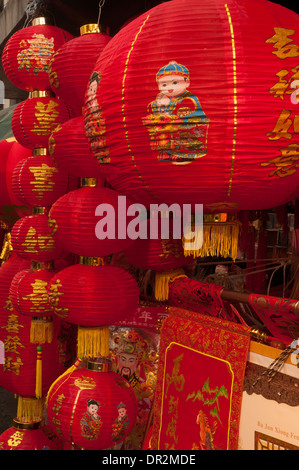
[80,24,107,35]
[156,60,189,81]
[31,17,51,26]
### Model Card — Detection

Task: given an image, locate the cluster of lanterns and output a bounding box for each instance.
[0,0,298,450]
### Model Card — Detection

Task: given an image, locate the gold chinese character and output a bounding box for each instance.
[3,356,24,375]
[32,100,60,136]
[21,227,56,254]
[1,312,24,334]
[266,27,299,59]
[269,66,299,100]
[266,109,294,140]
[29,163,59,199]
[159,239,182,259]
[22,279,52,315]
[7,431,24,447]
[261,143,299,177]
[4,335,25,354]
[48,279,68,318]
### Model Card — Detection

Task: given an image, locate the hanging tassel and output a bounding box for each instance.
[46,358,82,405]
[0,232,13,265]
[16,396,44,423]
[155,268,187,301]
[183,219,241,261]
[30,316,53,344]
[77,326,110,359]
[35,346,43,399]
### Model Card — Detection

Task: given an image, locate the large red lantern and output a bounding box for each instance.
[11,153,69,208]
[2,19,73,92]
[11,92,72,150]
[49,116,103,178]
[47,263,140,327]
[48,24,111,116]
[48,184,134,257]
[0,420,60,450]
[46,360,138,450]
[83,0,299,212]
[11,212,65,262]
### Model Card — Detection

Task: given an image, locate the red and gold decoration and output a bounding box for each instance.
[83,0,299,258]
[49,23,111,116]
[11,91,72,151]
[11,211,65,262]
[2,18,73,92]
[48,184,134,257]
[0,419,60,450]
[49,115,103,178]
[46,359,138,450]
[11,152,69,208]
[151,307,251,450]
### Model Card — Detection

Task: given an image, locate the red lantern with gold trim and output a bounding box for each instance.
[2,19,73,92]
[48,24,111,116]
[48,185,134,257]
[11,154,69,208]
[49,116,102,178]
[83,0,299,212]
[11,212,65,262]
[11,93,72,150]
[46,359,138,450]
[47,263,140,327]
[0,420,60,450]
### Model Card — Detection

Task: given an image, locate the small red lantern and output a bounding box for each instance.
[12,153,69,208]
[48,184,134,257]
[11,92,72,150]
[0,420,60,450]
[10,264,55,318]
[48,24,111,116]
[46,360,138,450]
[49,116,103,178]
[2,19,73,92]
[47,263,140,327]
[83,0,299,213]
[11,212,65,262]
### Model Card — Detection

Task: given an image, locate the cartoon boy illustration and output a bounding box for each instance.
[112,402,130,442]
[143,60,209,164]
[80,398,102,440]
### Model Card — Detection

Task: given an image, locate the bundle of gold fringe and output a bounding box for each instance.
[77,326,110,359]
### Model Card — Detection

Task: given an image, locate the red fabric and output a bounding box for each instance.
[151,307,251,450]
[2,24,73,92]
[248,293,299,344]
[11,214,65,262]
[47,264,140,327]
[12,155,69,208]
[10,267,55,317]
[0,425,60,450]
[49,116,103,178]
[49,186,135,257]
[11,96,72,150]
[49,31,111,116]
[84,0,299,211]
[46,366,138,450]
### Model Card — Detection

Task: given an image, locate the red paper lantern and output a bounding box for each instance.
[11,93,72,150]
[2,20,73,92]
[0,421,60,450]
[48,185,134,257]
[11,213,65,262]
[47,263,140,327]
[12,154,69,207]
[46,361,138,450]
[49,116,103,178]
[10,266,55,318]
[48,24,111,116]
[0,140,31,226]
[83,0,299,211]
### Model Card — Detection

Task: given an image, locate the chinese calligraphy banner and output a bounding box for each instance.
[151,307,251,450]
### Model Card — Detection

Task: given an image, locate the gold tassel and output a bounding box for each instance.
[35,346,43,399]
[183,221,241,261]
[45,358,82,405]
[0,232,13,265]
[16,396,44,423]
[30,316,53,344]
[77,326,110,359]
[155,268,187,301]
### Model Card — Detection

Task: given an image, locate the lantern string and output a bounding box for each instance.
[97,0,106,26]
